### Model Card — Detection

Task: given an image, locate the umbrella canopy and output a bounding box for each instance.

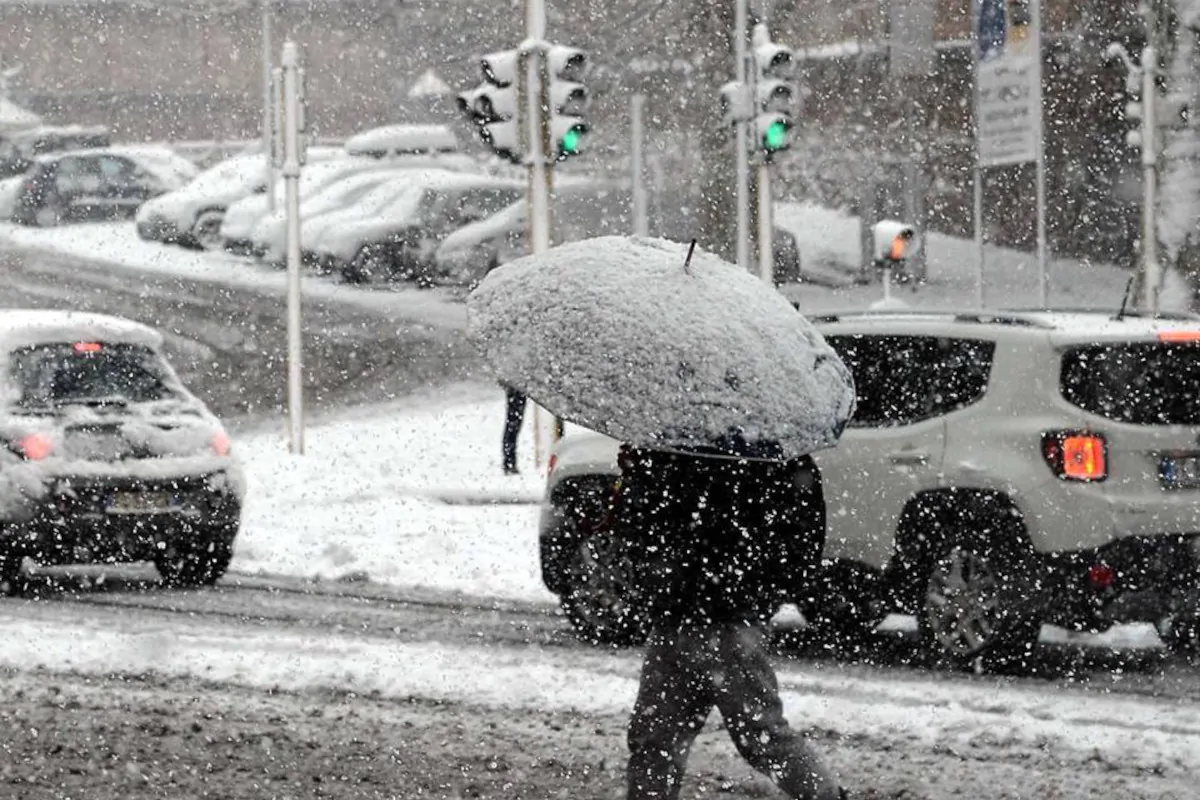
[467,236,855,459]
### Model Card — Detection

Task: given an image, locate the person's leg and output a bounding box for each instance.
[501,388,526,474]
[627,629,713,800]
[713,625,841,800]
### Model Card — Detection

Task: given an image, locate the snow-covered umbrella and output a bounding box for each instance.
[466,236,855,459]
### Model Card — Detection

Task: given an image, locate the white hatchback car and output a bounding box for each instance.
[540,309,1200,667]
[0,310,246,593]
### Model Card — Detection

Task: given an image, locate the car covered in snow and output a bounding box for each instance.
[0,310,245,593]
[10,148,195,227]
[540,308,1200,668]
[315,169,523,284]
[135,147,339,249]
[342,123,460,158]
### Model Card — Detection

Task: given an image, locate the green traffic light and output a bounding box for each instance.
[763,119,789,151]
[561,125,584,155]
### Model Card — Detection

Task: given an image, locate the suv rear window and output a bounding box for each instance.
[826,334,995,427]
[9,342,177,407]
[1061,343,1200,425]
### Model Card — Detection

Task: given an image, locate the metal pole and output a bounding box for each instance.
[282,41,303,454]
[757,163,773,283]
[974,165,985,309]
[883,267,893,304]
[631,94,649,237]
[1141,44,1161,314]
[1031,0,1048,306]
[261,0,276,213]
[734,0,751,270]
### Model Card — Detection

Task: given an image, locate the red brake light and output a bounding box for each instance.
[1158,330,1200,344]
[1042,431,1107,482]
[211,430,231,457]
[19,433,53,461]
[547,453,558,476]
[73,341,102,353]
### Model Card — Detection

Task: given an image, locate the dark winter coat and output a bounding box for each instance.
[612,444,826,628]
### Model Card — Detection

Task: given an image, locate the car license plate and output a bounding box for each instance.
[107,491,174,514]
[1161,456,1200,489]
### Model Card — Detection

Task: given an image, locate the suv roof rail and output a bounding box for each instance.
[1000,306,1200,322]
[801,306,1055,329]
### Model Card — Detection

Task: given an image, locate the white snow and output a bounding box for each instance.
[231,385,553,602]
[468,235,855,459]
[0,609,1193,781]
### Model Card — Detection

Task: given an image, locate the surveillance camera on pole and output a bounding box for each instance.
[457,49,524,163]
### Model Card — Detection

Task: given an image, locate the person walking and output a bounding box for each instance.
[614,442,846,800]
[501,385,526,475]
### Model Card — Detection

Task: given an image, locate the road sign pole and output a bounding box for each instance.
[281,41,304,455]
[261,0,276,213]
[1141,44,1161,314]
[757,163,773,284]
[734,0,751,271]
[1031,0,1048,307]
[631,93,649,237]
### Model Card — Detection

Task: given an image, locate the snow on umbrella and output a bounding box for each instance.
[467,236,855,460]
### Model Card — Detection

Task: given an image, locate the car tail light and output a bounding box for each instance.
[211,430,231,456]
[18,433,53,461]
[73,341,103,353]
[1042,431,1107,482]
[1158,330,1200,344]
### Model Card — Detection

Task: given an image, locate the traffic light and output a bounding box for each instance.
[751,23,795,156]
[457,49,523,162]
[546,44,589,159]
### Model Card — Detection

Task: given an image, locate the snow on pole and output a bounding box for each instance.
[631,94,649,237]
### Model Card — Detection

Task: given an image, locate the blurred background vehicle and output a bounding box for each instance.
[10,147,189,227]
[134,146,339,250]
[253,165,413,265]
[0,124,110,179]
[322,169,523,284]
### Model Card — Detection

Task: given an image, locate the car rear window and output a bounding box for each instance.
[9,342,177,407]
[1061,343,1200,425]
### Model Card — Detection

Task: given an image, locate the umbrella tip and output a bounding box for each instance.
[683,239,697,275]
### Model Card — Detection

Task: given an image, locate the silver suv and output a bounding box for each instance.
[538,309,1200,668]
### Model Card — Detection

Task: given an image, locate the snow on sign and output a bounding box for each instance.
[977,55,1038,166]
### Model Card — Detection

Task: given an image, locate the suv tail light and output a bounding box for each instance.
[17,433,53,461]
[1042,431,1107,482]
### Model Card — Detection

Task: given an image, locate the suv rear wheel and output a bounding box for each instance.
[191,209,225,251]
[919,538,1041,670]
[559,531,648,647]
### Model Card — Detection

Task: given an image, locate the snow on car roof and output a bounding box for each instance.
[344,124,459,156]
[0,310,162,353]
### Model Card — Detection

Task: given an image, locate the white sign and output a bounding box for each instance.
[977,54,1038,166]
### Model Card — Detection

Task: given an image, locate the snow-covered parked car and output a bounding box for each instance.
[0,310,245,594]
[540,308,1200,667]
[11,148,193,227]
[135,147,338,250]
[253,166,413,265]
[314,169,523,283]
[343,123,460,157]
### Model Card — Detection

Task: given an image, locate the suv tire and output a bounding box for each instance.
[0,547,26,596]
[559,531,648,647]
[1157,611,1200,655]
[918,537,1041,671]
[191,209,225,251]
[155,537,233,588]
[344,245,388,284]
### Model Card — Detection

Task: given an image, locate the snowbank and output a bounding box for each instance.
[231,385,554,603]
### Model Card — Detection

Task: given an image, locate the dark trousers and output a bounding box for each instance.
[627,624,840,800]
[502,388,526,473]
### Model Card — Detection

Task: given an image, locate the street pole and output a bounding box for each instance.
[1031,0,1048,307]
[757,163,773,283]
[631,93,649,237]
[734,0,751,271]
[1141,44,1161,314]
[974,165,985,309]
[261,0,276,213]
[281,41,304,454]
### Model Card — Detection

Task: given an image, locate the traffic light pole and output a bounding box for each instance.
[1140,44,1161,314]
[757,163,773,284]
[281,41,304,454]
[261,0,276,214]
[734,0,751,272]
